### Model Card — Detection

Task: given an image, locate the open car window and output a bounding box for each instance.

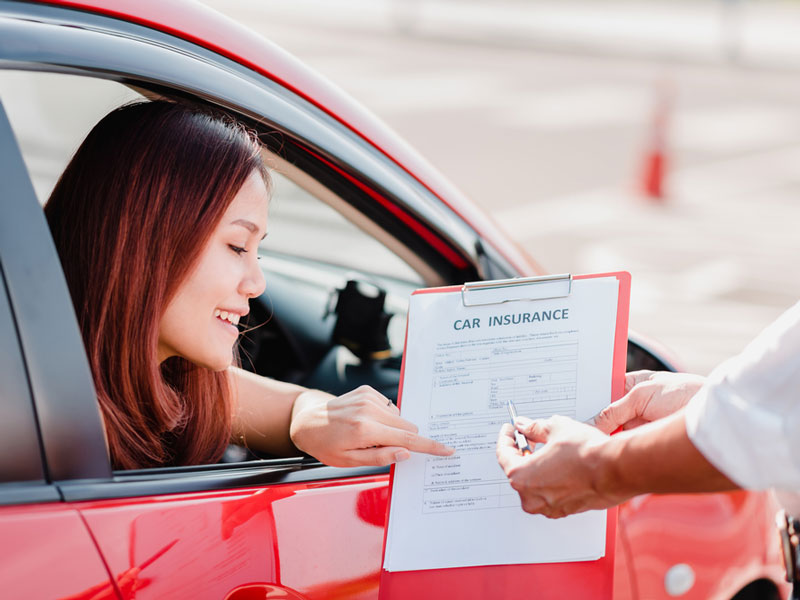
[0,70,143,203]
[0,67,428,483]
[265,169,424,285]
[1,69,426,285]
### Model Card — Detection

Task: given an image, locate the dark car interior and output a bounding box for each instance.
[239,272,407,402]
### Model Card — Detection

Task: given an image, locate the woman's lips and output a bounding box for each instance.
[215,314,239,336]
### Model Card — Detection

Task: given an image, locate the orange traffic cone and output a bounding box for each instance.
[640,80,672,201]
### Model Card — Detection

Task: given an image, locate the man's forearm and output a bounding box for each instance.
[593,409,739,500]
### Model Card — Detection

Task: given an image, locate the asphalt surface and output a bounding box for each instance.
[210,1,800,373]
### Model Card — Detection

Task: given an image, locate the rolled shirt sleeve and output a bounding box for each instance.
[684,300,800,491]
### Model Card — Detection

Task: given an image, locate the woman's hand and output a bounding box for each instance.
[593,370,706,434]
[290,385,454,467]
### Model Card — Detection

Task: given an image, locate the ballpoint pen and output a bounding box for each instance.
[506,398,533,456]
[506,399,603,455]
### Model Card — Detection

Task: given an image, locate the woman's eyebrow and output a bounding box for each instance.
[231,218,266,239]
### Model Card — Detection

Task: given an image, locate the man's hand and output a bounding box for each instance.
[496,415,625,518]
[593,370,706,434]
[290,385,454,467]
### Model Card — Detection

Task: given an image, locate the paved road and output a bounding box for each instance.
[204,0,800,374]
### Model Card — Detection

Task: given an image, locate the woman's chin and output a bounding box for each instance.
[190,351,234,372]
[210,355,234,371]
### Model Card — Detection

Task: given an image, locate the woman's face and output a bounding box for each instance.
[157,170,269,370]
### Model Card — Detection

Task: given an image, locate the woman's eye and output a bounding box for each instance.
[228,245,247,255]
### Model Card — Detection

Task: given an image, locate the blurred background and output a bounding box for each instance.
[202,0,800,375]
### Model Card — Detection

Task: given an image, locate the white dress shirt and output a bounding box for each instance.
[684,300,800,497]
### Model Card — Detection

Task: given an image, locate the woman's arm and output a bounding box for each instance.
[229,366,304,456]
[229,367,453,466]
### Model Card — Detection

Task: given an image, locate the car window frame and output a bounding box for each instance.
[0,97,110,492]
[59,460,390,502]
[0,264,50,495]
[0,196,61,504]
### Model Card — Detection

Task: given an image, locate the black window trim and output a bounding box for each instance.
[0,248,63,505]
[0,98,110,484]
[0,259,46,486]
[0,482,61,507]
[58,462,390,502]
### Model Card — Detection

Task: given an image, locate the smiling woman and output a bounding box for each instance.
[157,171,270,370]
[44,99,453,470]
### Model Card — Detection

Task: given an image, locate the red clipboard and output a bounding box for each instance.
[379,272,631,600]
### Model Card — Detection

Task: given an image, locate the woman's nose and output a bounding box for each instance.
[240,257,266,299]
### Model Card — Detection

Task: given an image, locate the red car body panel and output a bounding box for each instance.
[620,491,787,600]
[35,0,541,277]
[0,504,116,599]
[76,477,388,600]
[0,481,784,600]
[72,484,788,600]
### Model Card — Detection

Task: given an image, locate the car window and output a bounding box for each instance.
[0,70,423,286]
[264,169,423,284]
[0,70,143,203]
[0,68,420,479]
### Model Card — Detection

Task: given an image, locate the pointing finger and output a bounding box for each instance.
[345,446,411,467]
[376,412,420,434]
[383,427,454,457]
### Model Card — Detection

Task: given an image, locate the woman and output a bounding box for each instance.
[45,99,451,470]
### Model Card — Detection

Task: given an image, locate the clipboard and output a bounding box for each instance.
[379,271,631,600]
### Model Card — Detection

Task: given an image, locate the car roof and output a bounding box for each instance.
[27,0,539,273]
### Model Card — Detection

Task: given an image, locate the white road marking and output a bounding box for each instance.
[673,105,800,153]
[493,85,649,131]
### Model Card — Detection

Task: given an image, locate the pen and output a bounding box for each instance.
[506,398,532,456]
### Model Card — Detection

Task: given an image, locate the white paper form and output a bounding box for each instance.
[383,276,619,572]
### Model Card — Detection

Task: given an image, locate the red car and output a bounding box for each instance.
[0,1,788,598]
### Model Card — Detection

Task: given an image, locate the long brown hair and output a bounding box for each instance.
[45,100,269,470]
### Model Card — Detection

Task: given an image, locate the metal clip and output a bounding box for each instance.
[460,273,572,307]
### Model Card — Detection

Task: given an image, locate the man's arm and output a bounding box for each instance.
[595,409,738,498]
[496,409,738,519]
